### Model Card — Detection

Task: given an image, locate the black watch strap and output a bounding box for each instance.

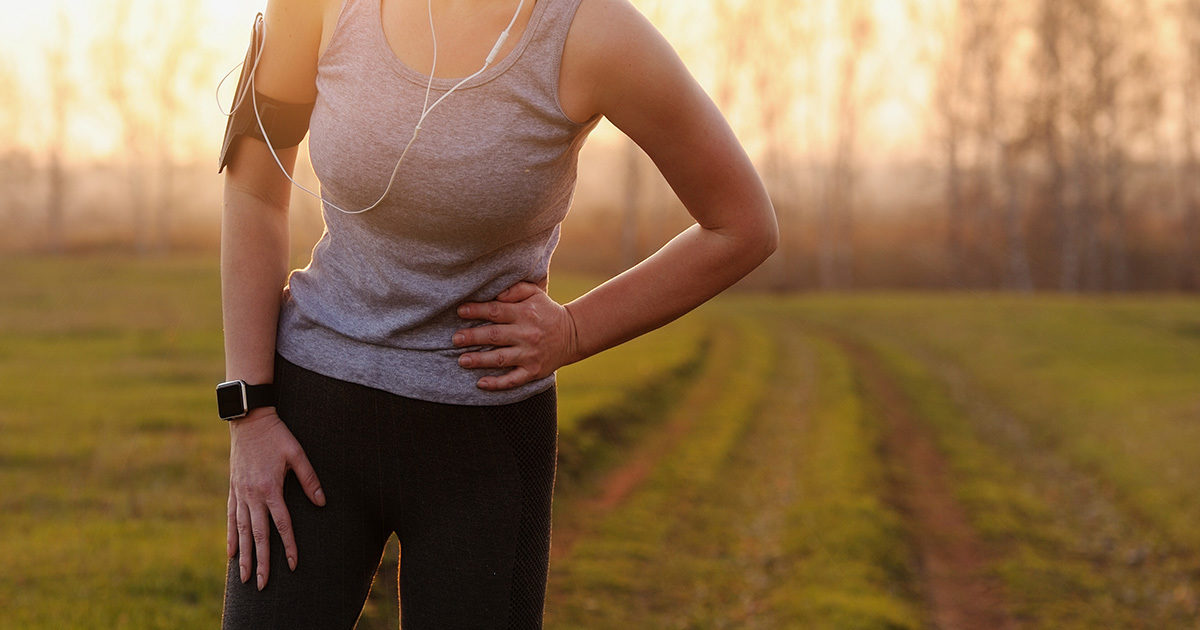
[216,380,278,420]
[244,383,277,410]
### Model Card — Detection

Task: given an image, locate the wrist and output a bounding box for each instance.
[228,406,279,434]
[216,379,278,421]
[562,302,586,365]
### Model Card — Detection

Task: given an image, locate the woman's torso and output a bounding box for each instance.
[276,0,599,405]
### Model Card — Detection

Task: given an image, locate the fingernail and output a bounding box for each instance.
[453,333,465,345]
[257,574,264,591]
[459,355,472,367]
[240,566,248,583]
[288,556,296,571]
[315,488,326,506]
[457,305,469,317]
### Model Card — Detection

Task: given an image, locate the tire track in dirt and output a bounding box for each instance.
[828,332,1017,630]
[722,322,814,628]
[930,354,1200,626]
[549,325,742,562]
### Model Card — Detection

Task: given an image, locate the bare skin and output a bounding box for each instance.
[222,0,777,592]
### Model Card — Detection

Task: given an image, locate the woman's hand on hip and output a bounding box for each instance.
[453,282,581,391]
[227,408,325,591]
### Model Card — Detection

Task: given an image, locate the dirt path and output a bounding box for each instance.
[723,324,814,628]
[549,327,741,562]
[830,333,1017,630]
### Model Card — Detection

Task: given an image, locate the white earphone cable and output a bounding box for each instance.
[215,0,525,215]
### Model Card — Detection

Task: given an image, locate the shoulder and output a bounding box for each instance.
[559,0,680,124]
[253,0,341,100]
[262,0,334,36]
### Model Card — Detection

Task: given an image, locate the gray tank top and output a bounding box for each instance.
[276,0,598,405]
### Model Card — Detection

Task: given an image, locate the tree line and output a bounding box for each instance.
[1,0,1198,292]
[614,0,1198,291]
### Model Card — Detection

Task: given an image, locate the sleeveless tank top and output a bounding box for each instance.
[276,0,599,405]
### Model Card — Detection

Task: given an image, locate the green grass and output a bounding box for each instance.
[546,308,924,629]
[0,255,227,628]
[783,293,1200,549]
[546,313,778,628]
[766,332,921,629]
[0,255,721,628]
[783,293,1200,627]
[549,276,710,434]
[4,256,1200,628]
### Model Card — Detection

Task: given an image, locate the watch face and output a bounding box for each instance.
[216,381,248,420]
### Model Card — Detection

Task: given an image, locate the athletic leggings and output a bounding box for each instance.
[221,355,559,629]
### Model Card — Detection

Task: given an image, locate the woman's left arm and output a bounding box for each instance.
[454,0,778,390]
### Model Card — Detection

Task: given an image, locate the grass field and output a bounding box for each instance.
[2,255,1199,629]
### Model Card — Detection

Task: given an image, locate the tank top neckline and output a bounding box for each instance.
[370,0,550,90]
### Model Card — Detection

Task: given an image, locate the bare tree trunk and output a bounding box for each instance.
[149,1,201,254]
[1105,149,1130,291]
[945,119,964,287]
[976,0,1029,291]
[95,0,150,254]
[1182,0,1200,291]
[1095,0,1157,292]
[1002,143,1034,291]
[44,10,72,253]
[820,1,871,290]
[1039,0,1077,291]
[934,2,966,289]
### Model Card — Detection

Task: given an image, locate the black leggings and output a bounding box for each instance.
[221,355,558,629]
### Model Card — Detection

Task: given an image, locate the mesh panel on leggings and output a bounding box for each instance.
[492,389,559,630]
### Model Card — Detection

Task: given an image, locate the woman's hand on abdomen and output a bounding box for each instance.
[452,282,582,391]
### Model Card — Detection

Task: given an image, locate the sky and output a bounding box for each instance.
[0,0,933,162]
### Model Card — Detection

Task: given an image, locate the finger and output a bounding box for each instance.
[250,502,272,590]
[453,323,519,348]
[288,447,326,507]
[458,346,522,369]
[457,300,519,324]
[267,495,298,571]
[227,488,237,559]
[478,366,534,391]
[496,282,541,303]
[236,500,253,584]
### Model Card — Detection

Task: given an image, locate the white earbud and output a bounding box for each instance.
[217,0,527,215]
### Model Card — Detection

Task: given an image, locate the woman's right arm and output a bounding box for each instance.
[221,0,328,592]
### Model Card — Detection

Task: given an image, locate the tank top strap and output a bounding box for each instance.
[507,0,586,101]
[319,0,376,65]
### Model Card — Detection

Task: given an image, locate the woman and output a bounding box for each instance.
[218,0,777,626]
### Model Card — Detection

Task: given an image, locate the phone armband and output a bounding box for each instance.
[218,13,316,173]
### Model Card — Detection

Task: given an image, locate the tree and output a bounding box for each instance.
[927,0,969,287]
[93,0,149,252]
[1181,0,1200,290]
[149,1,204,252]
[1035,0,1075,291]
[44,8,73,253]
[713,0,816,288]
[819,0,875,289]
[0,58,35,245]
[92,0,208,254]
[975,0,1034,291]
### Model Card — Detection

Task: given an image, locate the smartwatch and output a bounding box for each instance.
[215,380,278,421]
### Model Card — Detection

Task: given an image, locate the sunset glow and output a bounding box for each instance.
[1,0,932,161]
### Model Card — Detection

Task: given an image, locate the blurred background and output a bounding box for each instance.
[3,1,1200,629]
[2,0,1197,291]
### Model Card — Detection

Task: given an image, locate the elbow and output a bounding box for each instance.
[719,198,778,272]
[761,204,780,260]
[748,198,779,266]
